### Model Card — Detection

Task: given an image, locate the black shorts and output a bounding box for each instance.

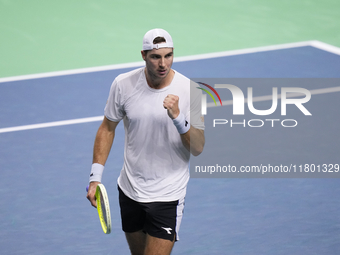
[118,186,185,241]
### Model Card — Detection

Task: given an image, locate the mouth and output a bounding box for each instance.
[158,69,167,76]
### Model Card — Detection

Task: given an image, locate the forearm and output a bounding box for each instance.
[88,118,117,207]
[92,119,116,166]
[181,126,205,156]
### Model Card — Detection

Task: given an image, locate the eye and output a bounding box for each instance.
[151,55,160,59]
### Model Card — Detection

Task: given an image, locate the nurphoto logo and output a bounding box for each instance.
[197,82,312,128]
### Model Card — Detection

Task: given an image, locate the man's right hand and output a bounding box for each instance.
[86,181,100,208]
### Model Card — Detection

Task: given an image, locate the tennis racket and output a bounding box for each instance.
[87,183,112,234]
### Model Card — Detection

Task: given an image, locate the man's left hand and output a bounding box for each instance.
[163,94,180,119]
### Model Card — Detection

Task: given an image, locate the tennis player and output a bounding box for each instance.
[87,28,205,255]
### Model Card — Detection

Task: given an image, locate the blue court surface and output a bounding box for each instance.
[1,42,340,254]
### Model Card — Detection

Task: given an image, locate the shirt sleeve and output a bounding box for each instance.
[190,81,205,130]
[104,79,125,122]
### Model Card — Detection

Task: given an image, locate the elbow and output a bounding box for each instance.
[189,129,205,156]
[191,145,204,157]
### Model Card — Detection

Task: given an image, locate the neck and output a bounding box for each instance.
[145,68,174,89]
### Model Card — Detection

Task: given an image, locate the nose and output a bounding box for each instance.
[159,57,165,68]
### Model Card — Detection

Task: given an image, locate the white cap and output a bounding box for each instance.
[142,28,173,50]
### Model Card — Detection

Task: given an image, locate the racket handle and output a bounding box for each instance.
[86,185,89,192]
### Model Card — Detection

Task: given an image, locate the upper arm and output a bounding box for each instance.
[101,116,119,133]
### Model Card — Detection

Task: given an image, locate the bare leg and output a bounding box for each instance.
[125,230,147,255]
[125,231,175,255]
[144,234,175,255]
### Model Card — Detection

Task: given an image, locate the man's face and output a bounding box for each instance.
[141,48,174,82]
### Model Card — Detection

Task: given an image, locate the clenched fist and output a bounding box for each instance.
[163,94,180,119]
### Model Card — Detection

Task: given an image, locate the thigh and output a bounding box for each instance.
[125,230,146,255]
[124,231,174,255]
[143,197,185,242]
[118,186,145,233]
[144,233,175,255]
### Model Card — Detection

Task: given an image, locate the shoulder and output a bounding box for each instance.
[172,70,190,90]
[171,70,194,96]
[172,70,203,102]
[115,67,144,84]
[111,67,145,94]
[173,70,190,83]
[108,67,146,104]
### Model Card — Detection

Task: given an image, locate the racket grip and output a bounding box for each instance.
[86,185,89,192]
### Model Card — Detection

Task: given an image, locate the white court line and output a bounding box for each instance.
[0,116,104,134]
[309,41,340,56]
[1,40,340,133]
[1,86,340,134]
[2,40,339,84]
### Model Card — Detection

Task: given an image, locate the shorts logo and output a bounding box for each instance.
[161,227,172,235]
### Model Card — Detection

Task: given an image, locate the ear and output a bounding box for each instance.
[141,50,146,61]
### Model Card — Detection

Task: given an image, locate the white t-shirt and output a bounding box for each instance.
[105,67,204,202]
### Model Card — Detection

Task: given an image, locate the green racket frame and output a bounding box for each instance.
[95,184,112,234]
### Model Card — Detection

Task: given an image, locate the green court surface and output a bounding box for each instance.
[1,0,340,78]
